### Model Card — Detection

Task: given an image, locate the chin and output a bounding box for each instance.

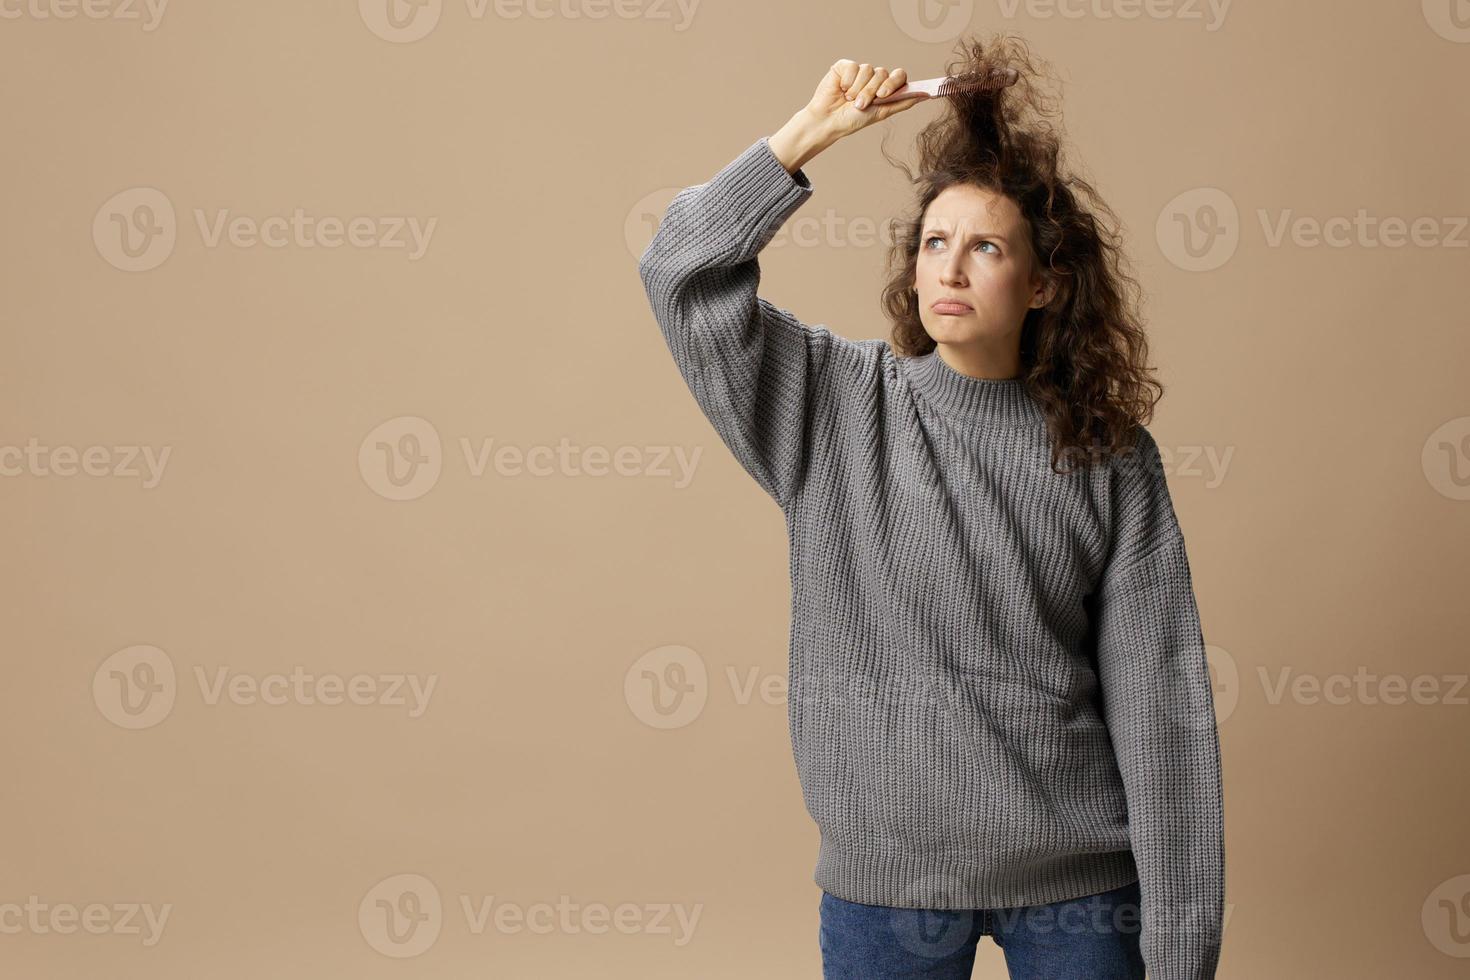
[921,315,994,343]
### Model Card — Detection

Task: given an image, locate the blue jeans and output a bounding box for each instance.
[819,878,1144,979]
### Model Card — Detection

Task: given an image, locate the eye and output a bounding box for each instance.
[922,235,999,254]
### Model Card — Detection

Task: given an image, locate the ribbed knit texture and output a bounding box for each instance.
[637,136,1225,979]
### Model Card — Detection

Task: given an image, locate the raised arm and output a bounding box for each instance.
[636,61,923,509]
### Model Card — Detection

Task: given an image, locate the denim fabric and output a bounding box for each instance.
[819,878,1145,979]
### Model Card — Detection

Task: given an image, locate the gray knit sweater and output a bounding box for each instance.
[637,135,1225,979]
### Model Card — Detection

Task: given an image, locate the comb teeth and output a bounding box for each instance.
[869,67,1021,106]
[937,67,1019,97]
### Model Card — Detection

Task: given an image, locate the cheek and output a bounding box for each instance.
[971,264,1030,303]
[1002,264,1041,302]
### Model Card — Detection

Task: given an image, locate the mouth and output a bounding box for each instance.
[931,299,974,315]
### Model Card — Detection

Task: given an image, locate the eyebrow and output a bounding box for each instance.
[921,228,1010,244]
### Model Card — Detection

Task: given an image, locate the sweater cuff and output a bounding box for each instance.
[1146,934,1223,980]
[699,137,814,249]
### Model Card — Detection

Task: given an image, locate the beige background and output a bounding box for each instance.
[3,1,1469,976]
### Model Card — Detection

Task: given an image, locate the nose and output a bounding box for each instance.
[940,252,968,288]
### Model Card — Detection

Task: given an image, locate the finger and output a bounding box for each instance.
[874,67,906,99]
[832,59,858,91]
[863,69,914,110]
[845,63,874,101]
[872,70,919,117]
[854,68,890,110]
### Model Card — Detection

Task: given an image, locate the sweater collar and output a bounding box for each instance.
[902,348,1045,427]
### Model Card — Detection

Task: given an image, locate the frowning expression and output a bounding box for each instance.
[913,184,1050,343]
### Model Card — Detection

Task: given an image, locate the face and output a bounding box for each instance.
[912,184,1052,345]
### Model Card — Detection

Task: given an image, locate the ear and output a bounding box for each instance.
[1028,274,1056,310]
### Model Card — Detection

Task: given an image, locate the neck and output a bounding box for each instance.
[936,339,1021,380]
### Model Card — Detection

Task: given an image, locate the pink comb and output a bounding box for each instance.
[870,68,1019,106]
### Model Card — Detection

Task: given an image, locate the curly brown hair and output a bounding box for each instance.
[877,33,1162,474]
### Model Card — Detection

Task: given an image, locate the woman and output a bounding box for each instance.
[637,34,1224,980]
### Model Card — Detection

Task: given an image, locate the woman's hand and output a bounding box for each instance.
[803,60,923,140]
[768,60,925,175]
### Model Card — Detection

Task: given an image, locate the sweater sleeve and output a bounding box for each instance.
[1090,426,1226,980]
[636,136,843,510]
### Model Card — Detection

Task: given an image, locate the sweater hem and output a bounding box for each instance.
[814,837,1141,918]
